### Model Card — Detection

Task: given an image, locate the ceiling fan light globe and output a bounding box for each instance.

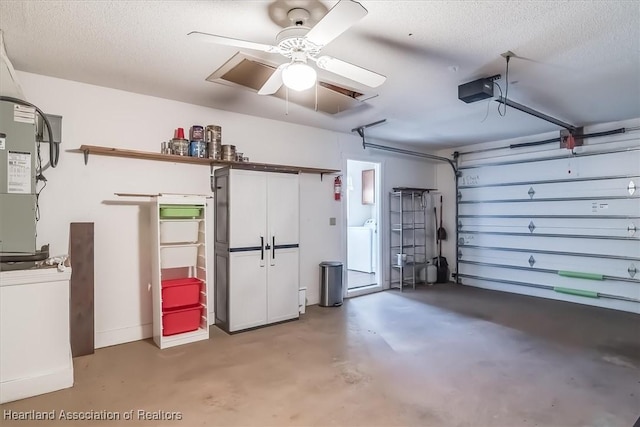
[282,62,317,91]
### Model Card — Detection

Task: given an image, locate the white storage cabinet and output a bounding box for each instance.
[214,168,300,333]
[151,195,210,349]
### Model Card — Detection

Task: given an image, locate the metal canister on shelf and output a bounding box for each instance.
[207,142,219,159]
[189,140,207,158]
[208,140,221,160]
[190,125,204,141]
[242,156,249,162]
[170,138,189,156]
[221,144,236,161]
[161,141,171,155]
[205,125,222,159]
[235,152,244,162]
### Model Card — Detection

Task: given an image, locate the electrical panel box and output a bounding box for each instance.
[0,102,37,254]
[37,113,62,144]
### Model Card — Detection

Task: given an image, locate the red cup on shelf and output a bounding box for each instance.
[175,128,185,139]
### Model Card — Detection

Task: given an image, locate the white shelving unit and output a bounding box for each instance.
[389,188,433,291]
[151,195,209,349]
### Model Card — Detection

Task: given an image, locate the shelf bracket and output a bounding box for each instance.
[320,172,338,182]
[83,149,89,165]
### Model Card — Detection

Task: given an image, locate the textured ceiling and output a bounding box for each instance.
[1,0,639,147]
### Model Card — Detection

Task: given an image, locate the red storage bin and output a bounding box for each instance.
[162,304,202,336]
[161,278,202,310]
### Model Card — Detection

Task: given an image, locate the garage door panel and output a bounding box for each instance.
[459,199,640,217]
[460,227,634,238]
[459,232,640,258]
[460,217,636,232]
[459,247,638,279]
[458,264,640,300]
[459,177,638,202]
[461,138,639,168]
[460,151,640,187]
[459,217,639,238]
[458,276,640,314]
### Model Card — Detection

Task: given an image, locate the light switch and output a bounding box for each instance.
[329,217,336,226]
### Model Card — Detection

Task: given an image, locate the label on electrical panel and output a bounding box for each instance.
[13,105,36,124]
[7,151,31,194]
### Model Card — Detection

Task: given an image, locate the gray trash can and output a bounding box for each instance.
[319,261,344,307]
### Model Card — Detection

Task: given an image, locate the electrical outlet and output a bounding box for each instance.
[329,217,336,226]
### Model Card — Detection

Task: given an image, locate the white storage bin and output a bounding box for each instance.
[160,245,199,268]
[160,221,199,244]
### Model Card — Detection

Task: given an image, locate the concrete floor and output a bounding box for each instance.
[2,284,639,427]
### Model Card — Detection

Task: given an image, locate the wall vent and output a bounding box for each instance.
[206,53,376,115]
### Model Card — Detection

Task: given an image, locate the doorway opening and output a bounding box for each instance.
[345,159,381,294]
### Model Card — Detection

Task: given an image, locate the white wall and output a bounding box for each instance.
[346,160,376,227]
[18,71,436,348]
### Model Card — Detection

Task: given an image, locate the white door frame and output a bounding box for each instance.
[342,157,385,298]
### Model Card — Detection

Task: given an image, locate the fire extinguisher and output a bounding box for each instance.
[334,176,342,201]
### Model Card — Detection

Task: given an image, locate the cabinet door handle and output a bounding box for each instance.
[272,236,276,260]
[260,236,264,261]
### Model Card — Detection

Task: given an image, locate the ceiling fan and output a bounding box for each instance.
[188,0,386,95]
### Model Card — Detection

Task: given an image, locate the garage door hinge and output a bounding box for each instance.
[458,221,463,230]
[628,223,637,235]
[528,187,535,199]
[528,221,536,233]
[628,264,637,278]
[529,256,536,267]
[458,250,463,259]
[628,180,636,196]
[457,191,462,200]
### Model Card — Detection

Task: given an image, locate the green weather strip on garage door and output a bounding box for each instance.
[557,270,604,280]
[553,287,599,298]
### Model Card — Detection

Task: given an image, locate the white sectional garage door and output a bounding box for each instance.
[457,130,640,313]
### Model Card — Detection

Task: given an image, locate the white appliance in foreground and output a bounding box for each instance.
[0,268,73,403]
[347,219,376,273]
[214,168,300,333]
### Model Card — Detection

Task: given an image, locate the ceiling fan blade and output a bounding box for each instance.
[258,64,287,95]
[315,56,386,88]
[304,0,367,47]
[188,31,279,53]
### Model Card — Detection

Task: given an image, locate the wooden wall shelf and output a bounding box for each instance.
[75,145,340,177]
